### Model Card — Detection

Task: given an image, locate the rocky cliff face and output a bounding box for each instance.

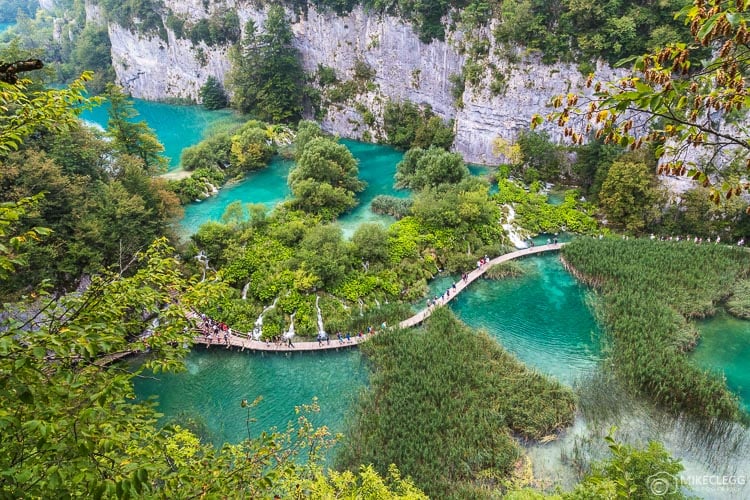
[106,4,623,164]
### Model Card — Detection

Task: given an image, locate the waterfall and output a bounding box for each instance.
[374,298,381,309]
[241,282,250,300]
[502,205,528,249]
[358,298,364,316]
[251,297,278,340]
[315,295,327,338]
[282,312,295,339]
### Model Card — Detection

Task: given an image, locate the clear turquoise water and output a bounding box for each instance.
[177,156,294,237]
[133,347,367,446]
[450,254,603,385]
[134,254,604,444]
[691,311,750,412]
[178,138,408,236]
[0,21,14,33]
[79,99,238,169]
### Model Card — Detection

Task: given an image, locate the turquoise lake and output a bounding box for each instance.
[79,99,239,169]
[116,100,749,451]
[179,139,410,237]
[692,311,750,412]
[134,253,604,443]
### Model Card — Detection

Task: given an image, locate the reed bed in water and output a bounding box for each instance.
[337,308,575,499]
[561,237,750,421]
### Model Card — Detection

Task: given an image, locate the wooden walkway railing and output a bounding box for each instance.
[188,244,563,353]
[96,244,564,362]
[398,243,563,328]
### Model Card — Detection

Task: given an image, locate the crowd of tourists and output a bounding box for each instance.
[197,313,232,345]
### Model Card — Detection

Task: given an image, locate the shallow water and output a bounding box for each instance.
[450,254,603,385]
[133,347,366,447]
[178,139,407,237]
[79,99,238,169]
[692,310,750,412]
[178,156,294,237]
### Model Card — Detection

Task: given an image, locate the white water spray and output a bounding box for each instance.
[315,295,326,338]
[282,312,295,340]
[251,297,278,340]
[502,205,528,249]
[241,282,250,300]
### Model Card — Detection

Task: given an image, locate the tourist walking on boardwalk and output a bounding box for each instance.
[287,337,294,348]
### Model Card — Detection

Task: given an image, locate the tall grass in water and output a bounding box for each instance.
[337,308,576,499]
[562,238,750,421]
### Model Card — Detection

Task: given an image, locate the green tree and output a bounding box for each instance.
[566,430,685,499]
[537,0,750,204]
[226,7,304,122]
[516,130,564,183]
[395,146,469,190]
[105,84,168,172]
[351,222,390,268]
[229,121,275,172]
[0,72,97,154]
[294,119,325,160]
[288,137,366,218]
[598,160,664,233]
[298,223,353,288]
[199,76,228,109]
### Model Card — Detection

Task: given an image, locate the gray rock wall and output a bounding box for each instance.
[106,4,623,164]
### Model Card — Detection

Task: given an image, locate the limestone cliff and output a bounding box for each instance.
[106,4,623,164]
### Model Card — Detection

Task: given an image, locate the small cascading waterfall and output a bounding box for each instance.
[315,295,327,338]
[252,297,278,340]
[358,298,364,316]
[283,312,296,339]
[502,205,528,249]
[374,298,381,309]
[241,282,250,300]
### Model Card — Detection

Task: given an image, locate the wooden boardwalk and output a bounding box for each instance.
[193,332,370,353]
[398,243,563,328]
[188,244,563,353]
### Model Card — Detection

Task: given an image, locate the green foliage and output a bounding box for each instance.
[495,0,695,65]
[660,186,749,242]
[495,179,599,235]
[485,260,526,279]
[229,121,276,173]
[598,160,665,234]
[184,9,240,46]
[288,137,366,219]
[382,100,454,150]
[726,279,750,320]
[371,195,413,218]
[61,24,115,94]
[515,130,565,184]
[180,128,234,171]
[168,167,225,204]
[566,430,685,499]
[338,308,576,498]
[105,83,168,173]
[562,238,750,420]
[541,1,749,201]
[316,63,338,87]
[226,9,304,122]
[570,138,622,201]
[395,146,469,190]
[0,0,36,22]
[98,0,166,36]
[199,76,228,110]
[352,57,376,80]
[0,73,98,154]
